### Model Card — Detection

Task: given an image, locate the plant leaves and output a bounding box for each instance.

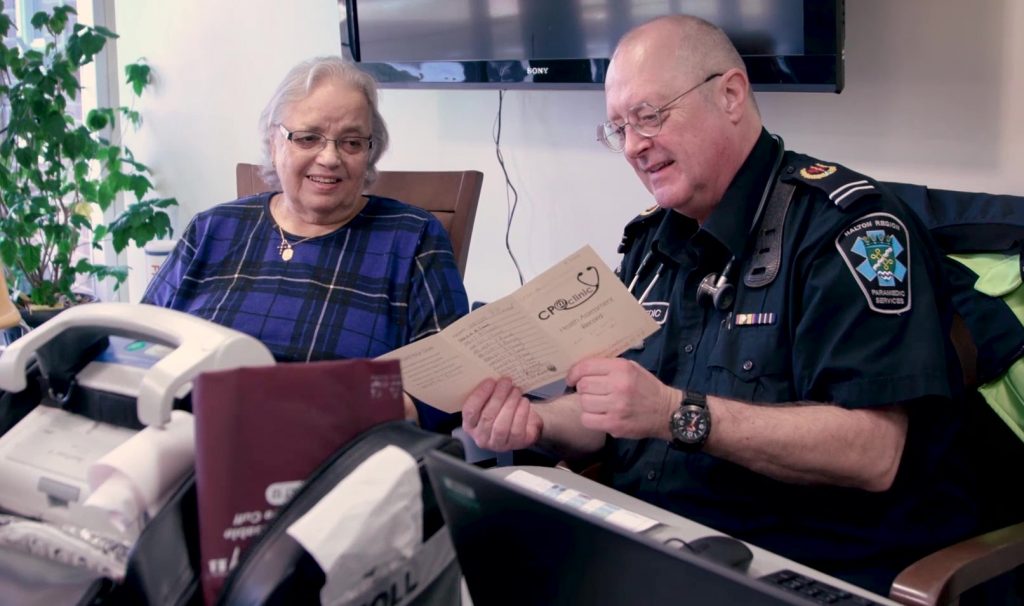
[78,32,108,60]
[97,181,115,208]
[91,225,108,246]
[0,239,17,267]
[85,108,109,131]
[30,12,49,30]
[0,6,172,305]
[0,13,13,38]
[129,174,152,200]
[93,25,118,39]
[49,9,69,35]
[21,245,41,273]
[66,34,82,65]
[125,61,150,97]
[111,228,129,253]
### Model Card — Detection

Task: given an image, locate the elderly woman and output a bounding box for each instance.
[143,56,469,427]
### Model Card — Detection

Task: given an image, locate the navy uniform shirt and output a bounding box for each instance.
[611,130,977,594]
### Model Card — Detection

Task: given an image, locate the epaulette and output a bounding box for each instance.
[618,205,665,254]
[780,155,880,211]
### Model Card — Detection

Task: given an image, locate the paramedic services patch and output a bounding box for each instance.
[835,212,911,314]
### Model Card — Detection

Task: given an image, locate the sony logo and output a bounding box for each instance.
[526,67,549,75]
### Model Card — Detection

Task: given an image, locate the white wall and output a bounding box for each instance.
[113,0,342,300]
[112,0,1024,305]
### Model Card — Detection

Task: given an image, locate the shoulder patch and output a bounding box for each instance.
[835,212,911,314]
[783,157,879,210]
[618,206,666,254]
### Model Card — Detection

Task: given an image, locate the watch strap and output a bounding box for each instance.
[683,391,707,409]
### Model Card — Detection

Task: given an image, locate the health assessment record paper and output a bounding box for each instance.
[379,245,660,411]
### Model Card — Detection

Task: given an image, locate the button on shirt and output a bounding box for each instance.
[610,130,976,594]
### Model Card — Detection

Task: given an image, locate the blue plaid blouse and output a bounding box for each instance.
[142,192,469,364]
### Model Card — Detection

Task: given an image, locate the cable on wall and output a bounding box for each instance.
[493,89,525,286]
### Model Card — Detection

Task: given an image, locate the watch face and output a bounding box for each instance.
[672,405,709,444]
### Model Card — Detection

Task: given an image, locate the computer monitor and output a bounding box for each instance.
[424,452,814,606]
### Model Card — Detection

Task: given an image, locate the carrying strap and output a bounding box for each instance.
[744,181,796,288]
[885,182,1024,254]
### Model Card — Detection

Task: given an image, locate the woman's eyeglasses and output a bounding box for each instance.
[279,124,373,155]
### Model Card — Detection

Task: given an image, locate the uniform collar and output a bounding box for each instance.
[650,209,697,263]
[697,129,779,260]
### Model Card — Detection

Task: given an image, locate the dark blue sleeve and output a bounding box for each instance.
[141,216,200,308]
[416,401,462,433]
[792,202,957,408]
[405,216,469,342]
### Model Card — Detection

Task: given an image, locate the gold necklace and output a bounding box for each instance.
[271,198,320,261]
[271,196,356,261]
[274,221,318,261]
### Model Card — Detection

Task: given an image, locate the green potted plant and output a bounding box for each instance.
[0,3,176,322]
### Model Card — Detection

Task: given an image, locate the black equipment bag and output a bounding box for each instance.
[217,420,465,606]
[885,182,1024,383]
[886,182,1024,533]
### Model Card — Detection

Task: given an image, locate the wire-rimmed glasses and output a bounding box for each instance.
[278,124,373,155]
[597,73,723,152]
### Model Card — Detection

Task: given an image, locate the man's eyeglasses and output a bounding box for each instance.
[278,124,373,155]
[597,73,723,152]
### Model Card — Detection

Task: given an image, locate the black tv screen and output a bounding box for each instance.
[340,0,844,93]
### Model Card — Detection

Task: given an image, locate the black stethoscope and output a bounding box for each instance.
[627,134,786,311]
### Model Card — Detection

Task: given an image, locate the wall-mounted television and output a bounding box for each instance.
[340,0,845,93]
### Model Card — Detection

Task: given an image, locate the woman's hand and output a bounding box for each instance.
[461,378,542,451]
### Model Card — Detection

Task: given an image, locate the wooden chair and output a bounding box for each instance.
[890,521,1024,605]
[235,163,482,276]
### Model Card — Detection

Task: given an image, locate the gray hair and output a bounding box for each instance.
[257,56,390,188]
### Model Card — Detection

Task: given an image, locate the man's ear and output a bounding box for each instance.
[718,68,751,123]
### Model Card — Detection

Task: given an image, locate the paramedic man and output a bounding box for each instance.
[460,15,978,595]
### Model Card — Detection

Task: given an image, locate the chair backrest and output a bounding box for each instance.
[235,163,482,276]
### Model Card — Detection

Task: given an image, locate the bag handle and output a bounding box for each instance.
[0,303,274,427]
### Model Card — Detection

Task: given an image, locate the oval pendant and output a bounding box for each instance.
[281,247,294,261]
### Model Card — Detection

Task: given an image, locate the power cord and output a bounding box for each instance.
[493,89,525,286]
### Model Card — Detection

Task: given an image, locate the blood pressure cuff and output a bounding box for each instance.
[0,547,109,606]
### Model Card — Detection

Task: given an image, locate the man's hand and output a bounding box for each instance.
[567,358,680,440]
[462,377,543,451]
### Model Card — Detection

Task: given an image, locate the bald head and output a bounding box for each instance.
[603,15,763,222]
[612,15,746,89]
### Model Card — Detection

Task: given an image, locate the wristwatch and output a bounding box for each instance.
[669,391,711,451]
